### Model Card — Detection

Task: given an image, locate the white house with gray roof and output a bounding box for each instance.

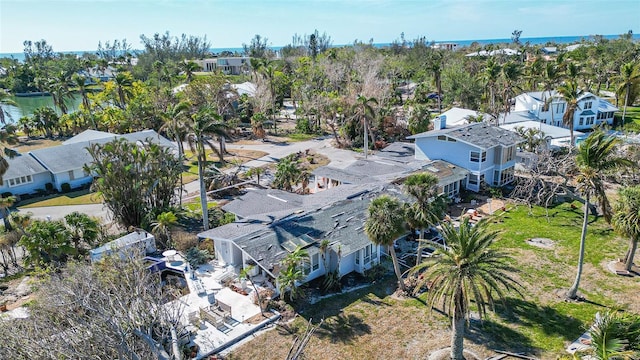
[198,185,391,287]
[512,90,617,131]
[1,129,174,196]
[408,123,523,192]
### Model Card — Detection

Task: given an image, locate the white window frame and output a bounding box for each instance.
[470,151,486,163]
[468,174,479,186]
[7,175,33,188]
[312,253,319,271]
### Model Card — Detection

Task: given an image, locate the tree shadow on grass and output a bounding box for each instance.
[466,318,536,355]
[493,297,585,343]
[314,313,371,344]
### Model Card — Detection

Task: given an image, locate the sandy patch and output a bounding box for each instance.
[526,238,556,250]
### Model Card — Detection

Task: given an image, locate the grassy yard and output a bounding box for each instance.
[181,149,268,183]
[227,202,640,359]
[617,106,640,132]
[18,189,103,208]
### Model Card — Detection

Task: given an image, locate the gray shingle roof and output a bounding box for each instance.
[409,123,523,150]
[29,130,175,174]
[202,186,395,275]
[221,188,302,220]
[3,153,48,178]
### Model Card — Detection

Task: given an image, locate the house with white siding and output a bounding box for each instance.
[0,130,174,197]
[197,185,389,288]
[408,122,523,192]
[512,90,617,131]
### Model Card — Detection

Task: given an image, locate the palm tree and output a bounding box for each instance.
[256,60,279,135]
[585,311,640,360]
[410,218,521,360]
[159,101,190,207]
[354,95,378,159]
[151,211,178,249]
[277,246,309,301]
[47,72,72,115]
[365,195,407,292]
[64,211,99,256]
[245,166,265,186]
[481,58,501,115]
[186,106,229,230]
[403,172,446,265]
[179,61,201,83]
[0,90,18,126]
[272,155,301,192]
[615,62,640,124]
[612,186,640,272]
[567,130,634,299]
[555,81,582,149]
[240,265,264,316]
[0,120,18,183]
[113,72,134,109]
[513,126,547,152]
[0,196,16,231]
[499,61,522,123]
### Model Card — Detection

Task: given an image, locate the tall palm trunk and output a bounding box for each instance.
[415,229,425,266]
[177,143,184,208]
[198,139,209,231]
[622,84,630,123]
[388,245,406,292]
[568,195,590,299]
[451,291,465,360]
[363,118,369,159]
[624,238,637,272]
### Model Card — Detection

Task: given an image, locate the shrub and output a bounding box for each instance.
[173,231,199,252]
[184,247,212,268]
[61,183,71,193]
[1,192,12,198]
[364,263,389,282]
[45,183,55,193]
[198,238,215,255]
[295,118,313,134]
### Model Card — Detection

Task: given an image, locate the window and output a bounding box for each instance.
[7,175,33,188]
[68,170,76,181]
[500,168,515,185]
[579,117,584,126]
[470,151,486,163]
[505,146,515,162]
[364,244,373,264]
[355,250,360,265]
[555,103,565,114]
[493,170,500,186]
[443,181,459,197]
[303,254,319,275]
[437,135,447,141]
[468,174,479,186]
[584,102,592,109]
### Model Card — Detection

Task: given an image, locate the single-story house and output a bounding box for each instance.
[0,129,174,196]
[198,186,393,287]
[90,231,156,263]
[500,120,584,148]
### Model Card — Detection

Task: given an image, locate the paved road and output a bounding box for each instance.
[18,203,111,222]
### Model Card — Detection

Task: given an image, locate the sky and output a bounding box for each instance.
[0,0,638,53]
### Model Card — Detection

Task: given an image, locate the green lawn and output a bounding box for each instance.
[228,202,640,359]
[18,190,103,208]
[617,106,640,132]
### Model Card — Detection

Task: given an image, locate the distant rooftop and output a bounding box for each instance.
[408,122,524,149]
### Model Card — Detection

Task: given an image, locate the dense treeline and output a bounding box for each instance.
[0,31,638,147]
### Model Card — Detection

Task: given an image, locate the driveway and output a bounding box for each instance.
[18,203,112,223]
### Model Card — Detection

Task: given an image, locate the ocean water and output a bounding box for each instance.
[1,34,637,62]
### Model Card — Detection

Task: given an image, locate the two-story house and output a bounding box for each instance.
[408,123,523,192]
[512,90,618,131]
[192,57,250,75]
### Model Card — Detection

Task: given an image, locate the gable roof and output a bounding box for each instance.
[437,107,492,128]
[30,130,175,174]
[408,123,524,150]
[2,153,48,179]
[62,130,115,145]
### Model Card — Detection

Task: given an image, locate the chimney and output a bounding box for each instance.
[434,115,447,130]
